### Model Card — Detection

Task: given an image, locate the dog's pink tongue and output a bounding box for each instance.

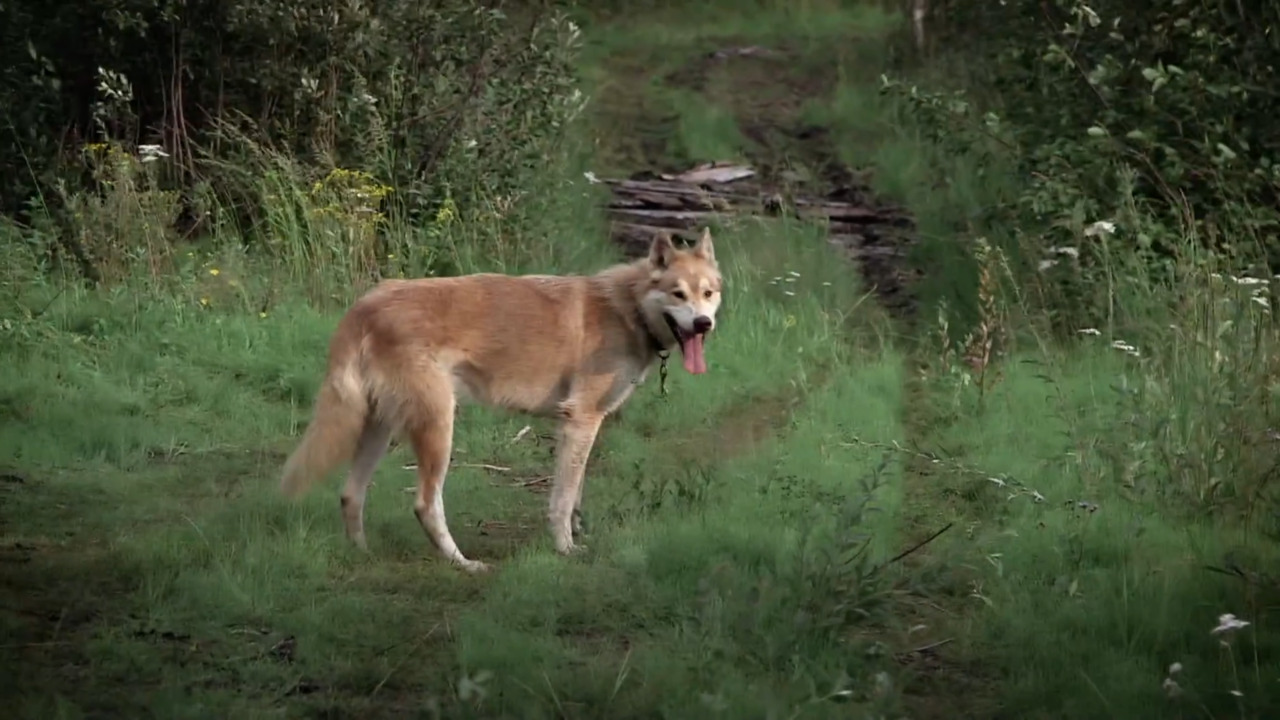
[679,333,707,374]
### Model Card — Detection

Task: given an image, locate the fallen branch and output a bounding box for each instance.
[881,522,954,569]
[402,462,511,473]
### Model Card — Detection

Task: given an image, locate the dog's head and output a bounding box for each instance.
[641,228,722,375]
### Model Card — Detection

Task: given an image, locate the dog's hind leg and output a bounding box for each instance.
[406,379,489,573]
[340,418,392,550]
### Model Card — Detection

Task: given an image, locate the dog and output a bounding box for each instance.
[279,228,723,572]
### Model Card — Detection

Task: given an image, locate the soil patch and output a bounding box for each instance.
[666,42,844,181]
[591,40,921,316]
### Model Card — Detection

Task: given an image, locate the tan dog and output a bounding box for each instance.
[280,229,723,572]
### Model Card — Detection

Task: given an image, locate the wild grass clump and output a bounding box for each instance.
[3,0,588,296]
[856,1,1280,715]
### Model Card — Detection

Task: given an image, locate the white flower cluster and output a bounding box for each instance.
[1075,327,1141,358]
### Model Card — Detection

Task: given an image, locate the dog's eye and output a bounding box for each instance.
[703,289,714,299]
[672,290,687,300]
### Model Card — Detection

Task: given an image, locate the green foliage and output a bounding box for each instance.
[881,1,1278,331]
[4,0,1279,715]
[2,0,585,283]
[875,0,1280,519]
[867,5,1280,711]
[914,342,1280,717]
[929,0,1280,251]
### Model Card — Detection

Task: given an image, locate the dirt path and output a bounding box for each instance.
[591,38,921,318]
[586,24,997,718]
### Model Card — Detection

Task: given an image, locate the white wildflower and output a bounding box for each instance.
[1168,662,1182,675]
[872,671,893,698]
[1077,328,1102,336]
[1211,613,1250,635]
[1084,220,1116,237]
[1110,340,1140,357]
[1050,245,1080,258]
[788,271,801,277]
[1038,259,1059,272]
[138,144,169,163]
[1162,676,1183,699]
[783,290,795,297]
[1233,275,1267,286]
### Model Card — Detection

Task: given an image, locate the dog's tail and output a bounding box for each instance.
[280,342,370,499]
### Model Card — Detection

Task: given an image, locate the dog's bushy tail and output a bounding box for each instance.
[280,355,369,499]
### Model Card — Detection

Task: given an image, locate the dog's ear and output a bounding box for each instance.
[692,227,715,263]
[649,231,677,269]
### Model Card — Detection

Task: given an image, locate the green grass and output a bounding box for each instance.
[1,208,910,716]
[3,0,1278,718]
[578,0,896,174]
[902,345,1280,717]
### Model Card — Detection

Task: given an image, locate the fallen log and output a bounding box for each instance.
[593,161,919,314]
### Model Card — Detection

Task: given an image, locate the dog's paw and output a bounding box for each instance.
[456,558,493,574]
[555,541,588,557]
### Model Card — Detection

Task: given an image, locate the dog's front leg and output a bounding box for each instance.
[548,411,604,555]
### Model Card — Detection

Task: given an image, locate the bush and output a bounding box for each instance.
[925,0,1280,261]
[884,0,1280,517]
[1,0,586,283]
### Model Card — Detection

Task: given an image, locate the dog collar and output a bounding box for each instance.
[633,307,673,397]
[638,310,669,358]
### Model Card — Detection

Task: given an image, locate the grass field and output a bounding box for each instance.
[3,1,1277,718]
